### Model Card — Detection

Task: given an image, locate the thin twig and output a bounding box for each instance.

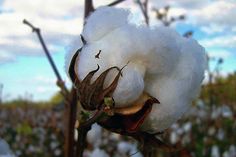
[143,0,149,23]
[23,19,69,98]
[23,19,77,157]
[137,0,149,25]
[108,0,126,6]
[0,84,3,105]
[67,89,78,157]
[23,19,63,83]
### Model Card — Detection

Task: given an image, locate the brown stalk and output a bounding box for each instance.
[137,0,149,25]
[84,0,95,20]
[23,19,77,157]
[108,0,126,6]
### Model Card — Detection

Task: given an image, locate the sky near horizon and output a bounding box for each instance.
[0,0,235,102]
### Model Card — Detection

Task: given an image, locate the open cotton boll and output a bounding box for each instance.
[65,6,206,133]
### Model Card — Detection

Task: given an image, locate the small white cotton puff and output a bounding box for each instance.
[65,7,206,132]
[87,124,102,147]
[83,6,130,42]
[90,148,109,157]
[0,139,15,157]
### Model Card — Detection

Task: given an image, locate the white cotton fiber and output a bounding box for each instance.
[64,37,82,78]
[90,148,109,157]
[83,6,130,42]
[112,65,144,106]
[141,37,206,132]
[0,139,15,157]
[87,124,102,147]
[66,6,206,132]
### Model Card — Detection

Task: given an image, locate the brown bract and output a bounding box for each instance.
[75,65,122,110]
[68,49,157,114]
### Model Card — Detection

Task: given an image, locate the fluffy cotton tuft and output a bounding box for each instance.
[90,148,109,157]
[65,7,207,132]
[83,6,130,42]
[87,124,102,147]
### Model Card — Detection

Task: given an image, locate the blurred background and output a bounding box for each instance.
[0,0,235,157]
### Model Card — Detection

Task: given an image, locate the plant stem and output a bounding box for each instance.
[108,0,126,6]
[23,19,76,157]
[64,89,77,157]
[75,126,91,157]
[137,0,149,25]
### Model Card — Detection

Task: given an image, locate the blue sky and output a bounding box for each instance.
[0,0,235,101]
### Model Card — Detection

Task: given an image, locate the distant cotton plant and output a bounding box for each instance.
[90,148,109,157]
[87,124,102,147]
[0,139,15,157]
[66,5,206,137]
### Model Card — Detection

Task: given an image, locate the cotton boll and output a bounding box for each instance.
[66,6,206,133]
[83,6,130,42]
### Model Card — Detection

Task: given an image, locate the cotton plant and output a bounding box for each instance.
[65,6,206,151]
